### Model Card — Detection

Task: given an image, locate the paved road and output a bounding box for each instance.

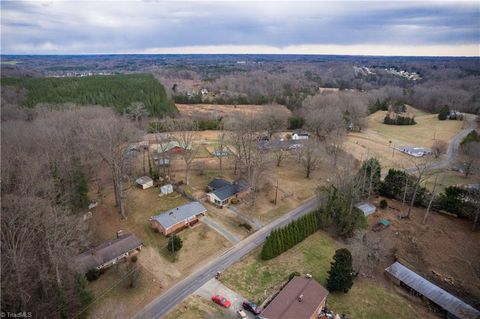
[382,119,477,177]
[133,198,318,319]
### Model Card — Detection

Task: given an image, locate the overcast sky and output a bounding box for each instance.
[1,1,479,56]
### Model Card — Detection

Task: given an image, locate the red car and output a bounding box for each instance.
[212,295,231,308]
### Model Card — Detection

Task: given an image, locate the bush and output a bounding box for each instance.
[239,222,252,231]
[230,197,240,205]
[85,268,101,281]
[75,275,94,306]
[384,114,416,125]
[167,235,183,253]
[380,199,388,209]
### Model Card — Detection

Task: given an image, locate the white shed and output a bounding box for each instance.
[355,202,376,216]
[160,184,173,195]
[136,176,154,189]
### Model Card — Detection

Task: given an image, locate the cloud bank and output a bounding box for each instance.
[1,1,479,56]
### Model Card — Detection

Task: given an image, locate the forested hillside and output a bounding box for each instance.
[1,73,177,116]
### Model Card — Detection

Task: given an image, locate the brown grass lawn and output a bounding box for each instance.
[164,295,230,319]
[344,107,473,173]
[176,103,291,118]
[221,232,435,319]
[86,180,233,318]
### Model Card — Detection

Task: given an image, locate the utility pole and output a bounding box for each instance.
[274,179,279,205]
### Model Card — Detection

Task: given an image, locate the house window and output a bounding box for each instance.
[215,199,221,204]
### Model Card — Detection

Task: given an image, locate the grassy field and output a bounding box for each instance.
[221,232,428,319]
[344,107,472,173]
[423,169,480,192]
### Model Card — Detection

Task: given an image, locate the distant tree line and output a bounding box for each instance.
[2,73,177,117]
[261,212,318,260]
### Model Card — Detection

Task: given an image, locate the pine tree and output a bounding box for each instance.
[327,248,355,293]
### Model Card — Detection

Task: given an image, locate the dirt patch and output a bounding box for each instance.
[164,295,231,319]
[176,103,291,118]
[366,197,480,306]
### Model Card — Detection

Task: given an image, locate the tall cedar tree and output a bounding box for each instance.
[327,248,355,293]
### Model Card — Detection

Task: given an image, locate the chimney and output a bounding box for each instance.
[298,294,304,302]
[117,230,124,238]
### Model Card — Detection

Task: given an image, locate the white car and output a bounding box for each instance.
[237,310,247,319]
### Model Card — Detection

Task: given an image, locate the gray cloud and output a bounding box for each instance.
[1,1,478,54]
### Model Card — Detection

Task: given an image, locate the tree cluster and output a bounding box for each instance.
[383,113,416,125]
[2,74,177,117]
[380,169,427,206]
[260,212,318,260]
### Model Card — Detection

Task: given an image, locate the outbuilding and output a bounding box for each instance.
[385,262,480,319]
[136,176,154,189]
[355,202,376,216]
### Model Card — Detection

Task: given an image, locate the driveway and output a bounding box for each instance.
[201,216,241,244]
[195,279,255,319]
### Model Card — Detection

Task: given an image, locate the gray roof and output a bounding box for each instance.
[385,262,480,319]
[212,184,239,201]
[150,202,207,229]
[136,176,153,185]
[208,178,231,191]
[74,234,143,274]
[355,202,376,216]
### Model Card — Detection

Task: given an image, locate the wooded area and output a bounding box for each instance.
[2,74,177,116]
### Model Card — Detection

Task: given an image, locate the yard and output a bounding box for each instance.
[220,232,433,319]
[85,176,234,317]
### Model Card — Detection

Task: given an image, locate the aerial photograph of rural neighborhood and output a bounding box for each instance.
[1,1,479,319]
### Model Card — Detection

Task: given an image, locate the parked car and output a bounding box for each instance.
[243,300,261,315]
[237,310,247,318]
[212,295,231,308]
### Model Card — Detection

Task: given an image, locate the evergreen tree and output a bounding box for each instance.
[438,105,450,120]
[167,235,183,253]
[327,248,355,293]
[72,163,89,212]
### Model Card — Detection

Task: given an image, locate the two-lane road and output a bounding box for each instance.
[133,198,319,319]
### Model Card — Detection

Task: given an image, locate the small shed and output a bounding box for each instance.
[355,202,376,216]
[160,184,173,195]
[136,176,154,189]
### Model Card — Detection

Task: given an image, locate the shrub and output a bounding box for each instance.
[380,199,388,209]
[239,222,252,231]
[230,197,240,205]
[85,268,101,281]
[75,275,94,306]
[167,235,183,253]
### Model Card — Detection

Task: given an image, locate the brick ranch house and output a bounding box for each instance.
[149,201,207,236]
[206,178,250,207]
[260,276,329,319]
[74,233,143,275]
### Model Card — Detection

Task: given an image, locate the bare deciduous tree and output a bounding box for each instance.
[431,140,448,158]
[166,118,199,185]
[300,139,324,178]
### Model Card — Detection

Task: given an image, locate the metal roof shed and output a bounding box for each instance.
[385,262,480,319]
[355,202,376,216]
